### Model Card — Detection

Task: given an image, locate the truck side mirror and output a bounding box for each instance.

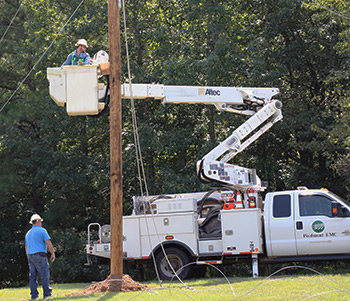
[331,201,339,217]
[332,201,350,217]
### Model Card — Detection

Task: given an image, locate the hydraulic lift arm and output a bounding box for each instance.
[196,99,282,190]
[121,83,282,190]
[47,67,282,190]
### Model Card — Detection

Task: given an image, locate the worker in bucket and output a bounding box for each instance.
[62,38,91,66]
[25,214,56,299]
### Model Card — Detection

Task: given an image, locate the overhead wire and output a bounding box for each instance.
[121,0,191,288]
[0,0,24,45]
[0,0,87,114]
[311,0,350,21]
[120,0,162,284]
[0,0,190,286]
[120,0,163,285]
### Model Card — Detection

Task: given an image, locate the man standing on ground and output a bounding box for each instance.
[62,39,91,66]
[25,214,55,299]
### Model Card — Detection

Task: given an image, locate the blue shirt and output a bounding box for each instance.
[25,225,51,254]
[62,49,91,66]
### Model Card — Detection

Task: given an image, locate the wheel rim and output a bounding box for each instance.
[160,254,184,278]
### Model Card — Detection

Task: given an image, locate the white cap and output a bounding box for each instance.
[75,39,88,47]
[30,214,43,224]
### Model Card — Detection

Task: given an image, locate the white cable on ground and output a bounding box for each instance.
[169,262,235,296]
[232,265,350,300]
[0,0,86,114]
[0,0,24,45]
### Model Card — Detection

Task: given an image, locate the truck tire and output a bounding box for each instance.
[155,247,192,280]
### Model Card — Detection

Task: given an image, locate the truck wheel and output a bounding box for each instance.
[155,247,192,280]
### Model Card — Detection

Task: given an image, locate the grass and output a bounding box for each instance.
[1,273,350,300]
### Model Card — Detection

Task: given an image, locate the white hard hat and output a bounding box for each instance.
[75,39,88,47]
[30,214,43,224]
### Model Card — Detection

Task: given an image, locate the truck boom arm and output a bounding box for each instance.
[122,83,279,116]
[47,66,282,190]
[124,84,282,190]
[197,99,282,190]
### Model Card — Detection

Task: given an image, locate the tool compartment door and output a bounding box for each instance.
[123,216,141,259]
[221,209,263,254]
[139,212,198,257]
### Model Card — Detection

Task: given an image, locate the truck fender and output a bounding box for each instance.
[149,240,196,259]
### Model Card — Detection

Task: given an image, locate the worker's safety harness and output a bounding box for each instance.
[71,52,85,65]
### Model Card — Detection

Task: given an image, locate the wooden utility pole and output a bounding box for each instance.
[108,0,123,291]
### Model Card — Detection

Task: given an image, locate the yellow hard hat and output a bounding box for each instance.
[75,39,88,47]
[30,214,43,224]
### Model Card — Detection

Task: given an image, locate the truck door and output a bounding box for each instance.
[295,192,350,255]
[267,194,298,256]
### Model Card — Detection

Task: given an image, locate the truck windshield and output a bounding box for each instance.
[327,191,350,207]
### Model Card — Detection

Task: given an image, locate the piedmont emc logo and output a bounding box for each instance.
[312,220,325,233]
[303,220,336,238]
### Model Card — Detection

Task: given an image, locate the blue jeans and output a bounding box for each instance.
[28,253,52,299]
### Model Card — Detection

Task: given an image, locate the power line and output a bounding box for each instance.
[121,0,190,287]
[0,0,24,45]
[312,0,350,21]
[0,0,87,114]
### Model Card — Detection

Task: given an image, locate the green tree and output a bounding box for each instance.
[236,0,350,195]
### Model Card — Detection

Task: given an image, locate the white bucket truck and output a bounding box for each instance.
[86,187,350,280]
[47,64,350,279]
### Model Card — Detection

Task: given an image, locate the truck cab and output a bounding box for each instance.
[264,188,350,258]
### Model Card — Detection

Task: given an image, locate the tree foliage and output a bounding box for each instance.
[0,0,350,287]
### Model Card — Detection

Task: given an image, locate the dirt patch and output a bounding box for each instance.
[70,274,147,295]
